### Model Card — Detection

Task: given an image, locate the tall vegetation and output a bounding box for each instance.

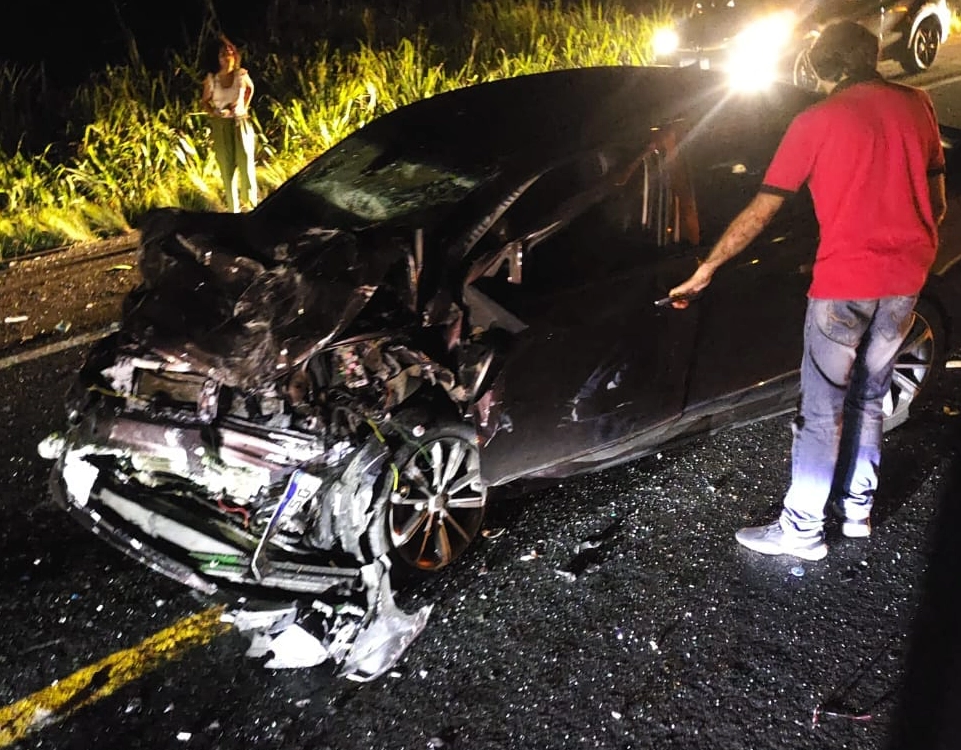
[0,0,665,259]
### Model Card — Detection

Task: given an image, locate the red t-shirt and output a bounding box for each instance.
[760,79,944,299]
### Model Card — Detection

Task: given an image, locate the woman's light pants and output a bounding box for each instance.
[210,116,258,213]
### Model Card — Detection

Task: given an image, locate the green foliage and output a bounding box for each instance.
[0,0,666,259]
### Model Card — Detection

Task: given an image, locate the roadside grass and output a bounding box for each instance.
[0,0,666,259]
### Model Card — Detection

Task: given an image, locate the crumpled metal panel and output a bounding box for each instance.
[227,558,431,680]
[129,209,412,389]
[339,559,433,681]
[307,437,389,561]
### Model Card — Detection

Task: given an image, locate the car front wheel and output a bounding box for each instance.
[901,17,941,74]
[882,298,945,431]
[368,421,487,572]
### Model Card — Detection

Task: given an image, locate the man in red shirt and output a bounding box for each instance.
[669,21,947,560]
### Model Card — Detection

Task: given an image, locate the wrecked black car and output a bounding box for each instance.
[40,66,961,679]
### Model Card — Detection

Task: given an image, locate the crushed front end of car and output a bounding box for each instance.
[39,208,493,681]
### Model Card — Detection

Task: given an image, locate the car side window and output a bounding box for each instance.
[469,144,699,312]
[688,136,817,244]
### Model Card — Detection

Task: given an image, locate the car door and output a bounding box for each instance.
[469,145,703,485]
[676,103,818,422]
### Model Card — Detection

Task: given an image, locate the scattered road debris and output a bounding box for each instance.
[555,519,622,580]
[811,705,872,725]
[225,559,432,680]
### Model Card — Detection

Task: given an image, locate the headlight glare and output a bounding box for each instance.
[726,11,797,91]
[652,27,680,58]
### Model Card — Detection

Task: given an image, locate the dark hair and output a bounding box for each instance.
[219,35,242,66]
[809,21,879,83]
[206,34,243,73]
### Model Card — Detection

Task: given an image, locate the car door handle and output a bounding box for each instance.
[654,291,701,308]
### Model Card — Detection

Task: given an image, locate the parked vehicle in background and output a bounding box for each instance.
[38,66,961,679]
[652,0,952,90]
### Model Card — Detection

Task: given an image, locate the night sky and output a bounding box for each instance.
[2,0,281,82]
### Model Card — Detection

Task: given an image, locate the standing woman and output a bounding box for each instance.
[201,36,258,213]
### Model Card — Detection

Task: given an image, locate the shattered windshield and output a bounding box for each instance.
[260,130,494,228]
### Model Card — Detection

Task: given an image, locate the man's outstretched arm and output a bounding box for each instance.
[668,191,785,307]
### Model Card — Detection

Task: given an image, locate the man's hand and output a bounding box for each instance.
[668,263,715,309]
[666,191,785,309]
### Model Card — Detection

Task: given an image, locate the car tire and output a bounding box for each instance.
[882,297,946,432]
[901,17,942,74]
[793,47,820,92]
[366,420,487,573]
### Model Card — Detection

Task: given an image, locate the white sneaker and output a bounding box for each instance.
[831,501,872,538]
[735,521,828,561]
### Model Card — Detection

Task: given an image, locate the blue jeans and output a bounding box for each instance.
[780,296,917,537]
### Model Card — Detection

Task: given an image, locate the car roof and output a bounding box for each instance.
[258,66,820,230]
[314,65,807,170]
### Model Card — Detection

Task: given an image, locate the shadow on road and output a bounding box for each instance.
[885,417,961,750]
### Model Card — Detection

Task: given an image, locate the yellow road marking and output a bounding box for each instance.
[0,607,231,747]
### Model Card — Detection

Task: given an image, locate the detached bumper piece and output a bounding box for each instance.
[228,558,432,681]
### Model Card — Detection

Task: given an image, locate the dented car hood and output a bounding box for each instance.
[129,209,415,389]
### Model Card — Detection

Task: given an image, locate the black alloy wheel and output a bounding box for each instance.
[902,17,941,74]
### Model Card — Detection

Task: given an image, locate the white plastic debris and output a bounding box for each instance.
[3,315,28,324]
[224,606,298,633]
[37,433,66,461]
[262,625,330,669]
[59,448,101,506]
[176,732,192,741]
[229,559,431,682]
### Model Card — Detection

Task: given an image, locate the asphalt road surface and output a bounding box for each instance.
[3,49,961,750]
[2,333,960,750]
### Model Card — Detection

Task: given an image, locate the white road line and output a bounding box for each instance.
[0,324,119,371]
[921,73,961,91]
